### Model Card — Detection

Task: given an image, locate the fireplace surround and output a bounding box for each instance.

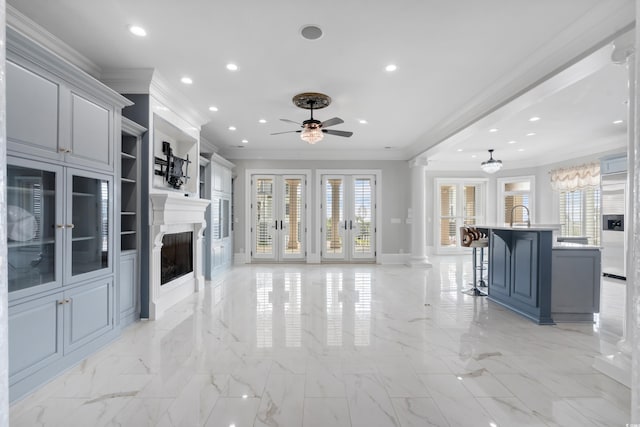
[149,194,209,319]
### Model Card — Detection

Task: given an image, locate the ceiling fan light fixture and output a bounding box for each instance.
[481,149,503,174]
[301,127,323,144]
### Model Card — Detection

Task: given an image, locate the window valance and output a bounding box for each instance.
[550,162,600,191]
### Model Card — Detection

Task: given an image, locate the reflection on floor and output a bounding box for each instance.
[10,256,630,426]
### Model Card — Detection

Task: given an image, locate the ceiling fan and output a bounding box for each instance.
[271,92,353,144]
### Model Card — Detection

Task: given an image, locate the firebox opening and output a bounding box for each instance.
[161,231,193,285]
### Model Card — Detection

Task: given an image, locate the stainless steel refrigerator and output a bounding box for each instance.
[601,171,626,280]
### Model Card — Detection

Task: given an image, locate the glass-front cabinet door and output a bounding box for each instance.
[7,159,113,298]
[7,159,63,299]
[66,169,112,283]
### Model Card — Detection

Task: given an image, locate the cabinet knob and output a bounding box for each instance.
[58,148,72,153]
[56,224,66,229]
[66,224,75,229]
[57,300,65,305]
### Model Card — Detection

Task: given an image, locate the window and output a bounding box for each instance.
[435,178,487,253]
[559,187,601,244]
[550,162,601,245]
[498,176,535,225]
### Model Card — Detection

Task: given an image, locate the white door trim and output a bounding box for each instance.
[315,169,382,263]
[245,169,311,264]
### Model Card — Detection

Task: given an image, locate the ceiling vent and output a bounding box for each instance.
[300,25,323,40]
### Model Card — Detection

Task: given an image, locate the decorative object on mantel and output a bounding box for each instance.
[480,149,503,173]
[549,162,600,191]
[271,92,354,144]
[154,141,192,189]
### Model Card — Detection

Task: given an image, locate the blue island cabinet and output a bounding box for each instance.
[486,228,554,324]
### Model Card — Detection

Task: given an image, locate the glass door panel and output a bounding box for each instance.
[7,162,61,296]
[282,177,304,258]
[254,177,275,259]
[439,184,458,249]
[324,177,344,258]
[69,173,110,277]
[352,177,374,259]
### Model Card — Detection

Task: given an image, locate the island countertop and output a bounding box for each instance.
[477,224,561,231]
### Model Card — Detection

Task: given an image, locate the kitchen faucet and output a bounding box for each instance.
[510,205,530,228]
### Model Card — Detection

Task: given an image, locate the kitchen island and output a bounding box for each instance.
[479,226,601,324]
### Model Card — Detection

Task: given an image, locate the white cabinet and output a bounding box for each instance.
[9,279,115,386]
[204,155,235,279]
[7,27,125,172]
[6,26,130,402]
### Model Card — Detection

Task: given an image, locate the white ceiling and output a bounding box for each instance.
[7,1,634,166]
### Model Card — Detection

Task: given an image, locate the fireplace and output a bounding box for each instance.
[161,231,193,285]
[149,194,210,320]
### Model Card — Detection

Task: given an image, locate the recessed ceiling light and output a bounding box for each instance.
[241,139,248,144]
[359,119,368,124]
[613,119,624,124]
[241,394,248,399]
[526,132,536,136]
[456,148,463,152]
[489,128,498,133]
[228,126,236,131]
[226,63,238,71]
[529,116,540,122]
[181,76,193,85]
[128,25,147,37]
[385,64,397,72]
[518,148,525,152]
[471,154,477,158]
[258,119,267,124]
[508,140,517,144]
[209,106,218,112]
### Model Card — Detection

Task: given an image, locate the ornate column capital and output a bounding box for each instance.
[409,155,429,168]
[611,31,635,64]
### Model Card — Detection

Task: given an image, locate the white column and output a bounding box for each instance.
[408,156,431,267]
[594,33,640,408]
[0,0,9,422]
[631,7,640,420]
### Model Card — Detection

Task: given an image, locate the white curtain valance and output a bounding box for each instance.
[549,162,600,191]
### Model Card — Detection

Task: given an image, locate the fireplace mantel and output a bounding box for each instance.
[149,193,210,319]
[150,193,211,226]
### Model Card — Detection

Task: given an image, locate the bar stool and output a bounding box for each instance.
[460,226,488,296]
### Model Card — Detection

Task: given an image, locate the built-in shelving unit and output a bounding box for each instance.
[119,117,146,328]
[120,120,143,252]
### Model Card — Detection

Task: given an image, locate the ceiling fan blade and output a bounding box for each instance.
[323,129,353,137]
[270,130,301,135]
[321,117,344,128]
[280,118,301,125]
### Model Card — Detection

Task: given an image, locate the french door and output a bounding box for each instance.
[435,179,486,253]
[252,174,306,261]
[321,174,376,262]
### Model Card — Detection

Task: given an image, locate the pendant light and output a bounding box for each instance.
[481,149,502,173]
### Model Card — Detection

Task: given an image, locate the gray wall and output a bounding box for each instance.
[232,159,411,258]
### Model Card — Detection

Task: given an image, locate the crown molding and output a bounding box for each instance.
[7,27,132,109]
[101,68,209,129]
[406,0,635,159]
[219,147,407,161]
[7,4,102,78]
[199,137,220,155]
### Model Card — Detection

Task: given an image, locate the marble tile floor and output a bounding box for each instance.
[10,256,631,426]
